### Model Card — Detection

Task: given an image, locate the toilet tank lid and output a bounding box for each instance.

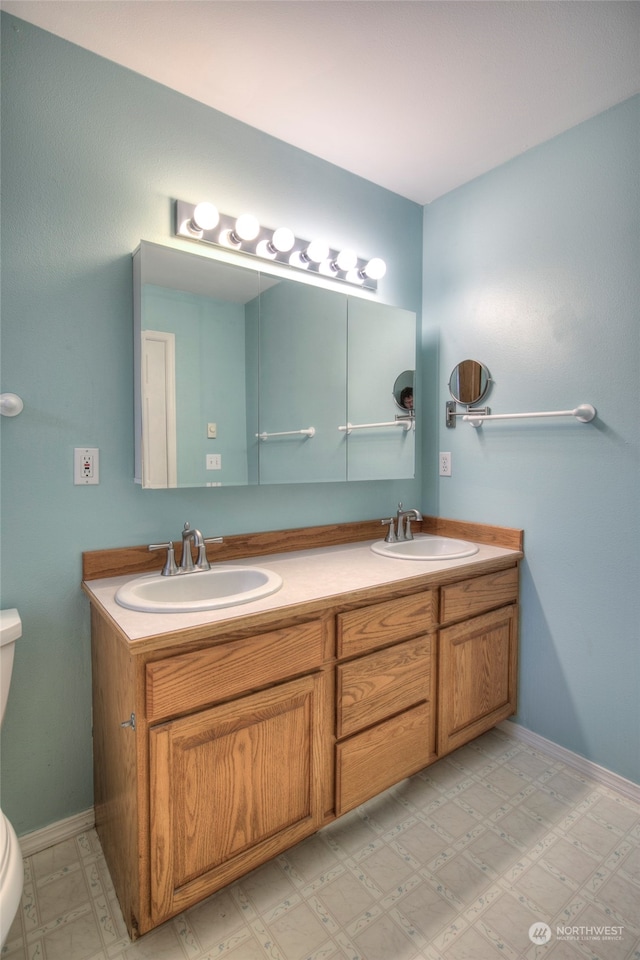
[0,609,21,646]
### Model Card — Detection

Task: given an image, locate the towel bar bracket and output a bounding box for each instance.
[446,401,490,428]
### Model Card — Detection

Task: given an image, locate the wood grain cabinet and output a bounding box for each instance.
[88,550,520,938]
[149,672,327,923]
[91,613,332,937]
[438,568,519,756]
[335,593,437,815]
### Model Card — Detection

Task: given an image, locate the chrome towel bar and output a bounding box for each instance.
[463,404,596,427]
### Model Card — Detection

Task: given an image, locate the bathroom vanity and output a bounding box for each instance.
[83,516,522,938]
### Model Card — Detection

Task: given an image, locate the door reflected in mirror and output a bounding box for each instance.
[448,359,491,406]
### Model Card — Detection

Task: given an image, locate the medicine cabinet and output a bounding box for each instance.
[133,241,416,488]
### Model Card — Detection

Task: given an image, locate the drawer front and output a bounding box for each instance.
[440,566,518,625]
[146,620,325,722]
[336,703,434,815]
[337,636,432,739]
[337,591,437,659]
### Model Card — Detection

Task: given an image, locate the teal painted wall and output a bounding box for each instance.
[1,13,637,838]
[423,96,640,783]
[0,14,424,835]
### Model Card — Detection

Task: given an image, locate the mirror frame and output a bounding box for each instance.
[448,359,491,406]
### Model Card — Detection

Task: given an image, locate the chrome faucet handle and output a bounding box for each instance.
[195,536,223,571]
[381,518,397,543]
[148,541,179,576]
[404,518,414,541]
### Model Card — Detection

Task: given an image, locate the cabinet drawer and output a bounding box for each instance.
[337,591,437,659]
[337,636,432,739]
[146,620,325,722]
[336,703,434,815]
[440,566,518,625]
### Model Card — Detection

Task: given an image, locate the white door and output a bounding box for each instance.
[141,330,177,487]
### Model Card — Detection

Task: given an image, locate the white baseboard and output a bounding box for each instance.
[17,807,95,857]
[499,721,640,803]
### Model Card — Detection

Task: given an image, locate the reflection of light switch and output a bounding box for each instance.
[206,454,221,470]
[207,422,217,439]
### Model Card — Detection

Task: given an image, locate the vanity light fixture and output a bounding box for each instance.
[174,199,386,290]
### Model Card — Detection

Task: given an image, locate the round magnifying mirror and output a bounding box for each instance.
[448,360,491,406]
[393,370,415,413]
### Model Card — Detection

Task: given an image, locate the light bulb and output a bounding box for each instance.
[362,257,386,280]
[234,214,260,242]
[333,249,358,272]
[271,227,295,253]
[192,202,219,231]
[303,239,330,264]
[256,240,277,259]
[318,260,335,277]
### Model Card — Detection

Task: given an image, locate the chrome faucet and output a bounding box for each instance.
[395,502,423,541]
[180,521,215,572]
[149,522,223,575]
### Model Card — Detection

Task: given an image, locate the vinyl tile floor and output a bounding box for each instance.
[3,729,640,960]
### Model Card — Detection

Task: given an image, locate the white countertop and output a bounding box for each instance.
[84,537,520,642]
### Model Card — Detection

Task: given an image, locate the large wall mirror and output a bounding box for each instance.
[133,241,416,488]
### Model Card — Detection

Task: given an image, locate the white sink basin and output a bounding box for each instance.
[371,534,479,561]
[115,565,283,613]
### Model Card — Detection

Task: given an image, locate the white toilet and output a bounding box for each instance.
[0,609,23,947]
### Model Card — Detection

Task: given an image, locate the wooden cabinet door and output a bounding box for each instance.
[438,604,518,756]
[149,672,326,923]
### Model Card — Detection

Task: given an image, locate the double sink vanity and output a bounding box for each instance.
[83,514,523,939]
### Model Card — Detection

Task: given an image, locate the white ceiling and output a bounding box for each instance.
[3,0,639,204]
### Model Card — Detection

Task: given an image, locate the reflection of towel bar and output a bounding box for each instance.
[256,427,316,439]
[463,404,596,426]
[339,420,412,434]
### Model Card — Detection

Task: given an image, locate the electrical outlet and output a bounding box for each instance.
[74,447,100,484]
[439,451,452,477]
